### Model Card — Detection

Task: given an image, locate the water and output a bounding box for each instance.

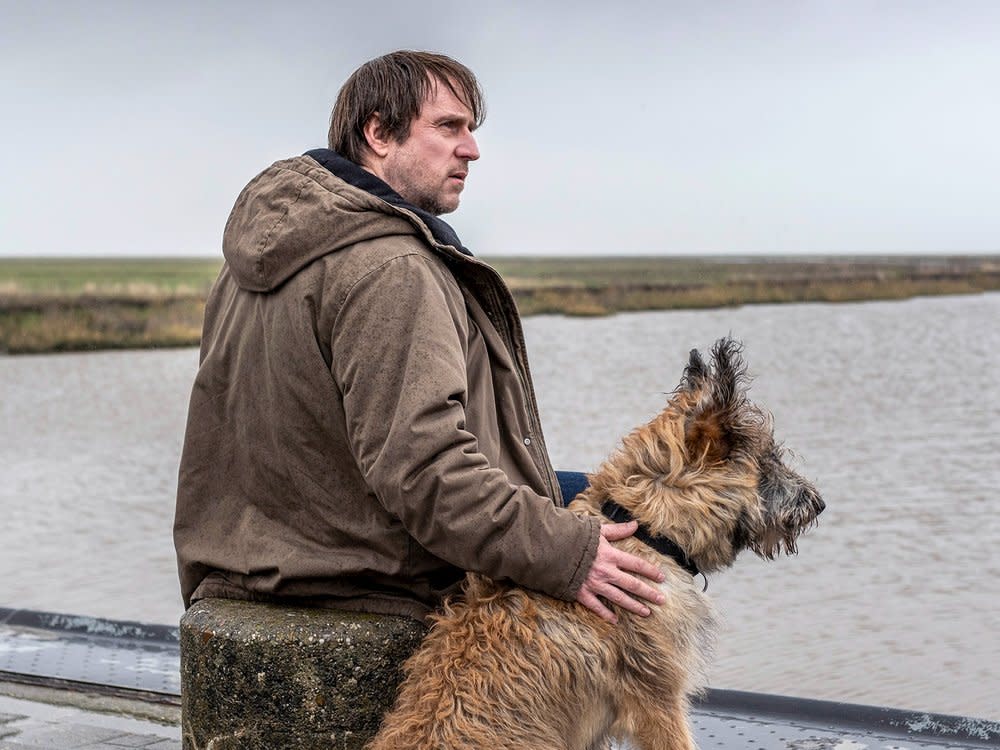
[1,293,998,720]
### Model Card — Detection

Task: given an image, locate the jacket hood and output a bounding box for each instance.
[222,149,470,292]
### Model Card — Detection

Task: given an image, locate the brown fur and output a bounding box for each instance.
[367,338,824,750]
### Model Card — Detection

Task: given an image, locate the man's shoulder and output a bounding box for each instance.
[315,235,461,308]
[330,233,450,276]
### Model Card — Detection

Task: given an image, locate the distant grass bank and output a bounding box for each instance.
[2,255,999,354]
[0,257,221,354]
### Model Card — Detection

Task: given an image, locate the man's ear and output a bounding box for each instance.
[362,113,391,159]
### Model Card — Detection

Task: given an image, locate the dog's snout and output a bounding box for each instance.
[809,490,826,516]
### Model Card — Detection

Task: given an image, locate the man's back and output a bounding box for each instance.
[174,153,598,621]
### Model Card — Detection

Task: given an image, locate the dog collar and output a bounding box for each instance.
[600,500,701,578]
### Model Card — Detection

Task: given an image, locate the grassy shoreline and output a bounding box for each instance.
[2,255,998,354]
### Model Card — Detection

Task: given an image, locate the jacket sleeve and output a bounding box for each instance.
[329,252,600,601]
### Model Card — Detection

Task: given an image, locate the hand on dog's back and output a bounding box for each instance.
[575,520,666,624]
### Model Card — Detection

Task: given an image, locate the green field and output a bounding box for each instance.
[2,255,999,354]
[0,257,223,298]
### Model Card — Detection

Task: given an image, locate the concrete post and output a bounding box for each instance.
[179,598,426,749]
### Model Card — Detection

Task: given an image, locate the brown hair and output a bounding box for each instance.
[328,50,485,165]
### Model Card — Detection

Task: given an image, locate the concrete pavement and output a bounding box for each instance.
[0,690,179,750]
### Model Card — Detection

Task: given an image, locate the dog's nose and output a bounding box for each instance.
[814,495,826,515]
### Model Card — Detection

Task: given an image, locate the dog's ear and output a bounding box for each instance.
[681,348,711,391]
[684,407,731,464]
[683,338,749,464]
[708,337,747,416]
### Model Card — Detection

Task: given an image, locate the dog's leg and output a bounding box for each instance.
[625,700,696,750]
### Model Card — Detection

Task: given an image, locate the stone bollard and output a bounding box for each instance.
[179,598,427,750]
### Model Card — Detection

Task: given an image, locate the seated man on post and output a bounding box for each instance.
[173,50,664,628]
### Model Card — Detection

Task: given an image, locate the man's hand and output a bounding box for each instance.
[575,521,667,624]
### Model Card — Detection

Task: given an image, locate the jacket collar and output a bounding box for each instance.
[304,148,472,256]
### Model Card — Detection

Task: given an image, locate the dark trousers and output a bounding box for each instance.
[556,471,589,507]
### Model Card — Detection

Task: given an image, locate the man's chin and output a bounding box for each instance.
[421,197,461,216]
[404,183,463,216]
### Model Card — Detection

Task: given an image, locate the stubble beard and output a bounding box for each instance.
[401,180,460,216]
[383,162,461,216]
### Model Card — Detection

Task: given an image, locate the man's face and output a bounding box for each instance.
[376,80,480,216]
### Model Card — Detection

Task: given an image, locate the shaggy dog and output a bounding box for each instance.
[368,338,825,750]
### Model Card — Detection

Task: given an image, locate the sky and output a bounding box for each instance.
[2,1,999,258]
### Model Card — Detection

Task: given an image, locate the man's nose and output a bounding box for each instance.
[457,131,480,161]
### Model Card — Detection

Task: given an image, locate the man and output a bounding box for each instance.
[174,50,663,626]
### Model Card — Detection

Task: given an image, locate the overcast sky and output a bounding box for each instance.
[2,1,999,257]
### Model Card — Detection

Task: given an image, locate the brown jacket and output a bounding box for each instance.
[173,152,601,621]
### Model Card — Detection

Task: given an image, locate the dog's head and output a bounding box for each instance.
[591,337,824,572]
[677,337,825,566]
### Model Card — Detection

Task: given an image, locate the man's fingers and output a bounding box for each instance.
[609,546,666,584]
[577,575,655,622]
[606,569,664,608]
[595,555,665,607]
[593,579,652,617]
[600,520,639,542]
[576,588,618,625]
[600,523,667,584]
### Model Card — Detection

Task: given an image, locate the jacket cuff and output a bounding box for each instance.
[556,515,603,601]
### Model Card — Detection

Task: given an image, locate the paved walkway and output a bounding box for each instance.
[0,695,179,750]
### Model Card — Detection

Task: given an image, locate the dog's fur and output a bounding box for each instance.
[367,338,825,750]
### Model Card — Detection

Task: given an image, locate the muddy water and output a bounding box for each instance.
[1,292,997,720]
